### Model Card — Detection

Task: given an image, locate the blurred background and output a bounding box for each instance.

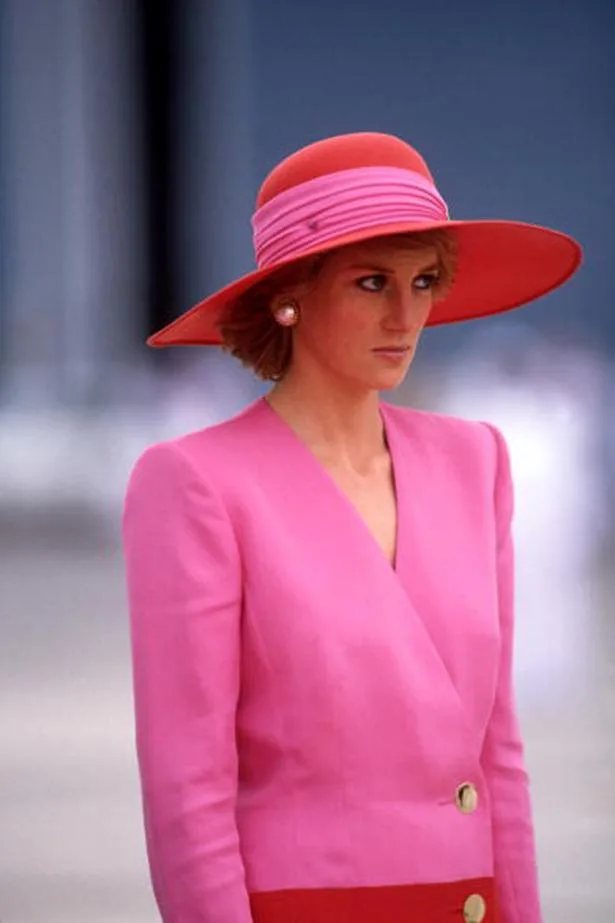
[1,0,614,921]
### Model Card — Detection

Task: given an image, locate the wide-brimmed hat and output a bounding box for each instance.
[147,132,582,348]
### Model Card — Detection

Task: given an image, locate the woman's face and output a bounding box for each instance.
[286,239,441,393]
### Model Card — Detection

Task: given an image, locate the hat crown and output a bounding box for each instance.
[256,132,435,208]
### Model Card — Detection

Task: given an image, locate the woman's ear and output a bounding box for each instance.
[272,300,300,327]
[267,252,325,324]
[270,288,299,312]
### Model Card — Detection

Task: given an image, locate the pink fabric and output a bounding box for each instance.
[122,398,543,923]
[251,166,449,268]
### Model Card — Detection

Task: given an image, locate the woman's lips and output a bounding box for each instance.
[372,346,410,361]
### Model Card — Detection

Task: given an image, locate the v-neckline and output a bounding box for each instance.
[258,396,403,574]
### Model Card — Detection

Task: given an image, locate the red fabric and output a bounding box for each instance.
[250,877,501,923]
[256,132,435,206]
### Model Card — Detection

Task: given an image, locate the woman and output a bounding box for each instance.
[122,132,582,923]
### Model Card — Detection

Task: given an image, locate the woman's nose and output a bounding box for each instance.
[384,287,430,331]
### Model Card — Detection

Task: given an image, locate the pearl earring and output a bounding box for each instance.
[273,301,299,327]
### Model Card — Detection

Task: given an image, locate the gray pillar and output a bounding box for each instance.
[0,0,146,408]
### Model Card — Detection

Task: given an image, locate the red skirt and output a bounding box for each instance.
[250,877,500,923]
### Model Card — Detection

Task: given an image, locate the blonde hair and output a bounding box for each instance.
[217,229,457,381]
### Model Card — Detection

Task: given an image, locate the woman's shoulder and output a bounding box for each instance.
[126,398,267,491]
[384,404,511,499]
[383,401,497,451]
[174,397,266,455]
[383,403,508,506]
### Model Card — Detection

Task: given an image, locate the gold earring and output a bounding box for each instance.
[273,301,299,327]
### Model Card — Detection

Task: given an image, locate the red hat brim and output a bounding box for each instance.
[146,218,582,348]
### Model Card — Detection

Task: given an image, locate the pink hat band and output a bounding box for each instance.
[251,166,450,269]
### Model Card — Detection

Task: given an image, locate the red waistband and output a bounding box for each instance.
[250,876,500,923]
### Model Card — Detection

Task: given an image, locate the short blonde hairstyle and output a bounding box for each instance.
[217,229,457,381]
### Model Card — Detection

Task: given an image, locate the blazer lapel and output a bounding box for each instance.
[255,397,468,729]
[380,403,470,724]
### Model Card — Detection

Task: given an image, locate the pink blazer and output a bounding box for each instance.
[122,397,542,923]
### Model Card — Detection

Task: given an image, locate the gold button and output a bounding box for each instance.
[455,781,478,814]
[463,893,486,923]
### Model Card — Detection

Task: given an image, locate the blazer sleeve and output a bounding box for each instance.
[480,423,543,923]
[122,441,253,923]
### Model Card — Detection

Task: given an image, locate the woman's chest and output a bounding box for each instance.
[232,465,500,710]
[212,402,501,720]
[321,458,398,568]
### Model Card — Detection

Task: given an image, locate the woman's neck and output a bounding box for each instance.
[265,374,387,472]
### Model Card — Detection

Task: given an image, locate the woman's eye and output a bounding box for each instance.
[413,272,440,291]
[357,274,386,292]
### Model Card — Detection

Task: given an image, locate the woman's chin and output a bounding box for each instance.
[371,367,410,391]
[333,363,411,394]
